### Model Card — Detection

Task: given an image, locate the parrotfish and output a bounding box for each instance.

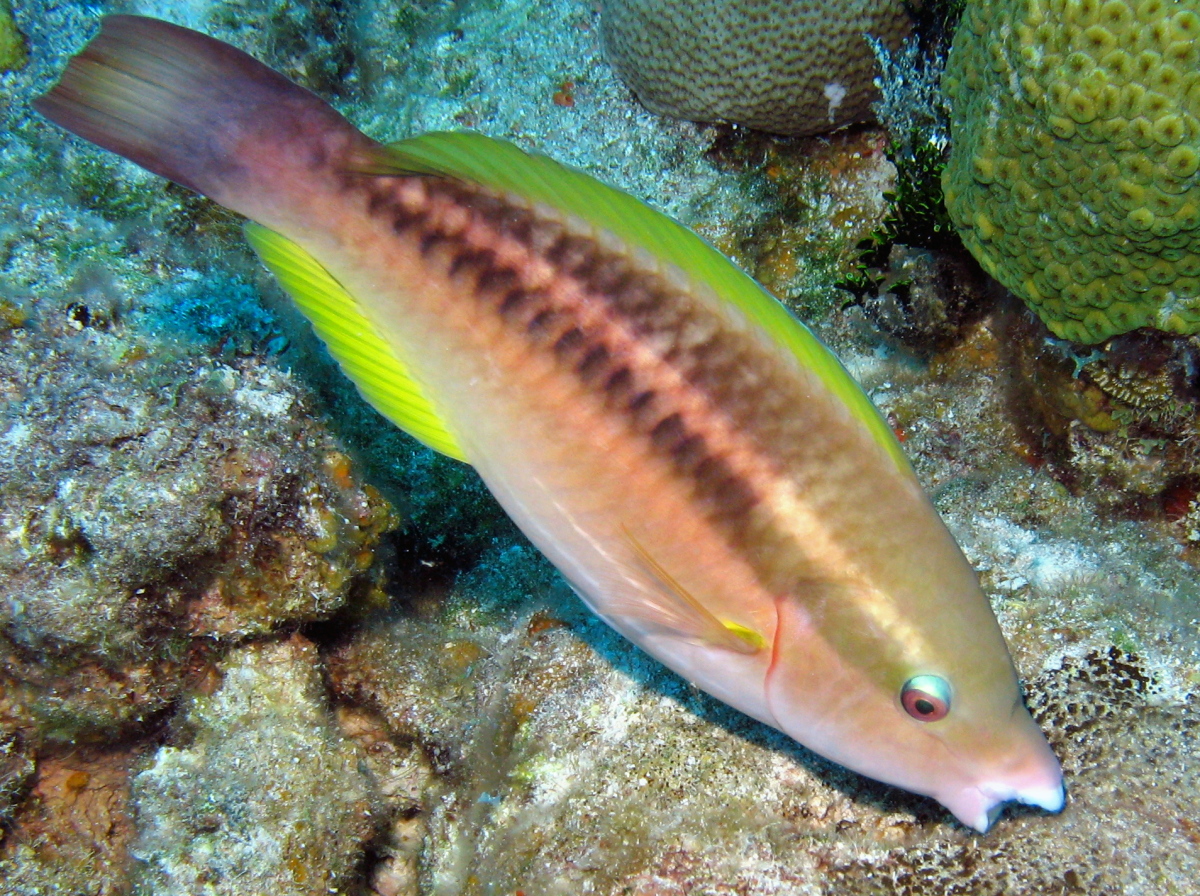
[35,15,1065,831]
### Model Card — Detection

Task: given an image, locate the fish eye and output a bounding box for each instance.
[901,675,951,721]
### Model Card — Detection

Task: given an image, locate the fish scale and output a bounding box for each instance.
[312,164,996,744]
[362,172,779,547]
[34,14,1066,831]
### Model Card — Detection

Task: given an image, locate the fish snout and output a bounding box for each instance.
[939,731,1066,832]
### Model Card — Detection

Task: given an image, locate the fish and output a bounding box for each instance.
[34,15,1065,831]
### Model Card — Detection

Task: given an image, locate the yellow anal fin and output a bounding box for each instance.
[621,527,766,656]
[244,222,467,463]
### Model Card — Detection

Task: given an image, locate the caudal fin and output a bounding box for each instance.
[34,16,375,225]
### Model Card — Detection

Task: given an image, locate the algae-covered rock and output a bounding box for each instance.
[0,744,141,896]
[1008,325,1200,506]
[0,0,27,72]
[600,0,914,136]
[335,705,433,896]
[0,316,397,744]
[131,635,375,896]
[944,0,1200,342]
[0,731,34,826]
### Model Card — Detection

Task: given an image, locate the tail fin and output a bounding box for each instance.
[34,16,375,226]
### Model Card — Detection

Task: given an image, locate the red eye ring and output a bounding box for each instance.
[901,675,951,721]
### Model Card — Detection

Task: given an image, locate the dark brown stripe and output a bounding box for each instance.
[545,234,595,275]
[672,433,707,470]
[498,288,529,318]
[419,230,447,256]
[604,366,634,402]
[353,173,797,564]
[629,389,656,421]
[553,326,585,358]
[527,308,558,338]
[650,412,686,451]
[577,345,610,382]
[477,266,519,296]
[448,247,496,278]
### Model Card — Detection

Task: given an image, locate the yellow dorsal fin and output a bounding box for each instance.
[359,131,914,480]
[619,527,766,655]
[244,222,467,462]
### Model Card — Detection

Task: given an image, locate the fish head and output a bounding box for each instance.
[763,545,1064,832]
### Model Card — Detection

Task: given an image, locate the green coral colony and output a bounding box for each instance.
[943,0,1200,343]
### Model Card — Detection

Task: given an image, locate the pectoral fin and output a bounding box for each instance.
[608,528,766,656]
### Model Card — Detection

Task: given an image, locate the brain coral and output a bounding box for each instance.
[600,0,914,137]
[943,0,1200,343]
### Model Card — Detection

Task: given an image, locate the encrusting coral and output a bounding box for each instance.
[599,0,915,136]
[943,0,1200,343]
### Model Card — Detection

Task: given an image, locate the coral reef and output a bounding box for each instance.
[3,0,1199,893]
[943,0,1200,343]
[866,0,963,235]
[862,29,954,255]
[706,128,900,320]
[843,0,989,355]
[856,244,991,353]
[131,635,376,896]
[0,311,397,745]
[1007,321,1200,521]
[599,0,914,137]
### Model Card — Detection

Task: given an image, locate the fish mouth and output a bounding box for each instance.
[935,708,1066,833]
[943,762,1066,833]
[976,778,1066,832]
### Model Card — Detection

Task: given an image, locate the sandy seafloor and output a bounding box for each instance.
[0,1,1198,894]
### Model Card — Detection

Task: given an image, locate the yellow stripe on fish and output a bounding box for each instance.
[34,15,1065,832]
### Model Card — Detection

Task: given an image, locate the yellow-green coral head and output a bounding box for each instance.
[944,0,1200,343]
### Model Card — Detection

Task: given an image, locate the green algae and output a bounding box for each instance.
[0,0,27,73]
